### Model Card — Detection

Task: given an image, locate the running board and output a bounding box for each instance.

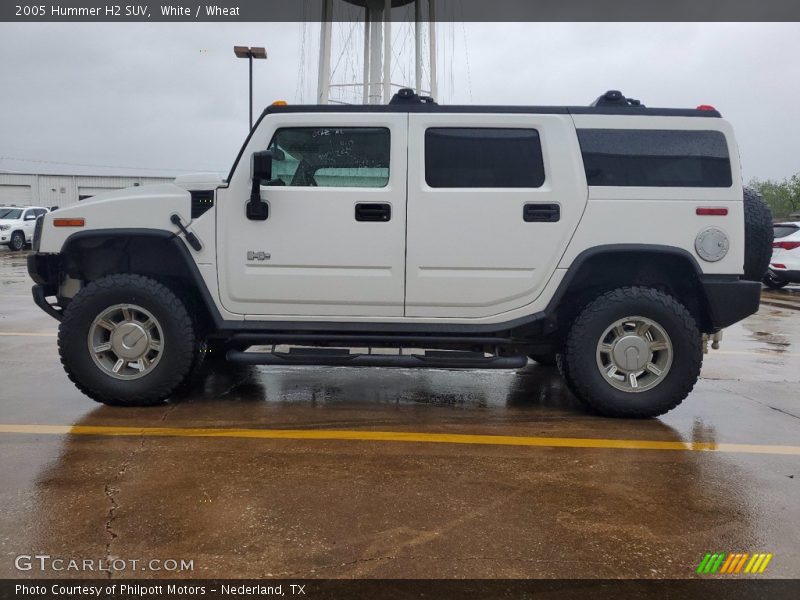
[226,348,528,370]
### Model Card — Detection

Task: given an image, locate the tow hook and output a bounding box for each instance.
[170,214,202,251]
[702,330,724,354]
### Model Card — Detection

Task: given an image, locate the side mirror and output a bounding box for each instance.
[247,149,281,221]
[251,150,274,181]
[24,214,36,221]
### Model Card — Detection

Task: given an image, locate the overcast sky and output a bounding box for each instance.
[1,21,799,181]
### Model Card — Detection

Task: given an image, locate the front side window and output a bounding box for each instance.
[577,129,732,187]
[425,128,545,188]
[267,127,390,188]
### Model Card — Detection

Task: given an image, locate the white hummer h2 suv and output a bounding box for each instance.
[28,89,773,417]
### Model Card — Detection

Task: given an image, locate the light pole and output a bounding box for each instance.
[233,46,267,130]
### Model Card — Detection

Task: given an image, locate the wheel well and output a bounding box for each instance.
[60,233,215,333]
[551,250,713,335]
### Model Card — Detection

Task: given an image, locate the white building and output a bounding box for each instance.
[0,171,175,209]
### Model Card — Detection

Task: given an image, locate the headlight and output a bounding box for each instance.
[0,225,10,231]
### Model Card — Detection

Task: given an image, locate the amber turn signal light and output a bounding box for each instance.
[53,218,85,227]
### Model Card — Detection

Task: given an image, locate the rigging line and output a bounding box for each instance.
[461,21,474,103]
[390,21,411,82]
[330,19,359,80]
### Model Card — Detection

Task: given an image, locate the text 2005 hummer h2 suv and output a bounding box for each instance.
[28,89,773,417]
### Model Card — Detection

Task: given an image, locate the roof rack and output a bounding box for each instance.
[591,90,644,108]
[389,88,437,105]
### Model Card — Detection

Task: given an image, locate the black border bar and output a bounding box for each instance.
[3,0,800,22]
[2,579,800,600]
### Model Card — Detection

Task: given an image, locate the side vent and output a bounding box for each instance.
[191,190,214,218]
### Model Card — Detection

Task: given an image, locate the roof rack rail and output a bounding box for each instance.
[591,90,644,108]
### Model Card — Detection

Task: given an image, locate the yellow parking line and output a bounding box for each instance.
[0,423,798,455]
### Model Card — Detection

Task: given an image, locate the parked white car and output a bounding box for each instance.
[0,206,49,251]
[28,89,773,417]
[764,222,800,288]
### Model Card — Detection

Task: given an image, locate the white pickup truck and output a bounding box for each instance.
[27,89,772,417]
[1,205,49,250]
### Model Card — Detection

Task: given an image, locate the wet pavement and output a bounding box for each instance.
[0,247,798,579]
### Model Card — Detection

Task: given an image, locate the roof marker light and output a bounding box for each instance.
[697,105,716,111]
[271,100,288,106]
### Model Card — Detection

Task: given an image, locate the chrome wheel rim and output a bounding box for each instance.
[11,234,23,250]
[595,316,672,393]
[87,304,164,380]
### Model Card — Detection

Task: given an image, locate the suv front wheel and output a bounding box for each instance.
[563,287,702,418]
[58,274,197,406]
[9,231,25,251]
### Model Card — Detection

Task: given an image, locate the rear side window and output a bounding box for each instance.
[577,129,732,187]
[425,128,545,188]
[267,127,390,188]
[773,224,799,239]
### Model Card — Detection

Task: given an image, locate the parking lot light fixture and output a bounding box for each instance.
[233,46,268,130]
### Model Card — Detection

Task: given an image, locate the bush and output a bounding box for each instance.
[748,174,800,221]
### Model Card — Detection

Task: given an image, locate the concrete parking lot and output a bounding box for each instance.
[0,247,798,579]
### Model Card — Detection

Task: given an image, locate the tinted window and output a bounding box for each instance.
[425,128,545,188]
[0,208,22,219]
[577,129,732,187]
[267,127,390,188]
[773,224,799,239]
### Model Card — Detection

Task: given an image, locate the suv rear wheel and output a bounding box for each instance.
[563,287,702,418]
[58,274,196,406]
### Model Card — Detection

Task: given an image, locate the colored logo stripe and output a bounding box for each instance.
[700,552,773,574]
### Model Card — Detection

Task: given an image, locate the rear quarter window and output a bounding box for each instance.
[773,224,800,239]
[577,129,732,188]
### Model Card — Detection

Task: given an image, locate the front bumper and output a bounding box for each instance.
[27,253,63,321]
[702,276,761,330]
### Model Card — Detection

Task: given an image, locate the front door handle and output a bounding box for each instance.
[355,202,391,222]
[523,203,560,222]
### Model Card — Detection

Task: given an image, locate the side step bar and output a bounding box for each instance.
[226,348,528,370]
[228,332,518,347]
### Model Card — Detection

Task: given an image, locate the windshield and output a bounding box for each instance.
[0,208,22,219]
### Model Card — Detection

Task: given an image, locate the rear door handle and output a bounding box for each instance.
[523,203,560,222]
[355,202,391,222]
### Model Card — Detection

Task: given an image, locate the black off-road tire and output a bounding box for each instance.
[528,352,558,367]
[743,187,773,282]
[564,287,702,418]
[762,272,789,289]
[556,353,583,400]
[9,231,25,251]
[58,274,196,406]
